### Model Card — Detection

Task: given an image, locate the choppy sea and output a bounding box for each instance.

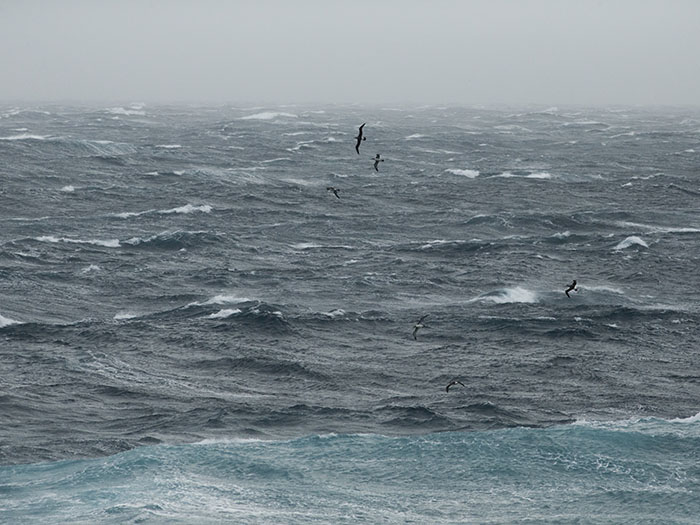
[1,103,699,523]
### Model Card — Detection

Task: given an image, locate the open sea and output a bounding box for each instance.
[1,103,699,523]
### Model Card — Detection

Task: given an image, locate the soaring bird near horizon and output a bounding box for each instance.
[355,123,366,154]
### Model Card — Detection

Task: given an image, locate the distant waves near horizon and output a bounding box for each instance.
[1,103,699,523]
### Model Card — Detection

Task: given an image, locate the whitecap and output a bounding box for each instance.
[208,308,242,319]
[36,236,121,248]
[60,185,75,192]
[260,157,292,164]
[553,231,570,239]
[0,314,22,327]
[159,204,212,215]
[291,242,323,250]
[445,168,479,178]
[609,131,636,139]
[81,264,101,273]
[281,178,315,186]
[114,312,139,320]
[239,111,297,120]
[286,140,316,152]
[614,236,648,250]
[156,144,182,149]
[405,134,426,140]
[0,133,50,141]
[475,286,538,304]
[115,210,150,219]
[616,221,700,234]
[106,107,146,116]
[582,284,625,295]
[202,295,252,306]
[323,309,346,318]
[670,412,700,423]
[420,239,464,250]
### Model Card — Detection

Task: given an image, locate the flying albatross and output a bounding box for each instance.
[446,380,465,393]
[355,123,366,154]
[412,314,428,340]
[373,154,384,172]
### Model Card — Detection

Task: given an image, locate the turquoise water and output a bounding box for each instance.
[3,416,699,524]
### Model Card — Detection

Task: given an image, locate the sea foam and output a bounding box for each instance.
[0,314,22,327]
[158,204,212,215]
[476,287,539,304]
[239,112,297,120]
[614,236,648,250]
[36,236,121,248]
[445,168,479,178]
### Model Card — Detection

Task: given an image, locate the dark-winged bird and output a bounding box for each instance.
[446,380,465,393]
[373,154,384,172]
[412,314,428,340]
[355,123,366,154]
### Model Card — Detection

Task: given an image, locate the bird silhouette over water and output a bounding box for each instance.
[446,380,465,393]
[373,154,384,172]
[565,280,578,298]
[355,123,366,154]
[412,314,428,340]
[326,186,340,199]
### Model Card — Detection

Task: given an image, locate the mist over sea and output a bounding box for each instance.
[2,103,699,523]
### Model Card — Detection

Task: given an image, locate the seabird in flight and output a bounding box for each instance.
[326,186,341,199]
[565,280,578,298]
[446,380,465,393]
[373,154,384,172]
[355,123,366,154]
[412,314,428,340]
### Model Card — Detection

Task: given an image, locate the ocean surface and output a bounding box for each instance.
[1,103,699,523]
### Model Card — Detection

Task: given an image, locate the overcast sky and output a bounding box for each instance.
[1,0,699,106]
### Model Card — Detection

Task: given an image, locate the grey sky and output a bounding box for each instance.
[1,0,699,106]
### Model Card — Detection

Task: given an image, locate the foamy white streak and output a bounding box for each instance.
[582,284,625,295]
[114,312,139,320]
[616,221,700,234]
[106,107,146,116]
[202,295,252,306]
[671,412,700,423]
[159,204,212,215]
[445,168,479,178]
[477,287,538,304]
[614,236,648,250]
[208,309,242,319]
[239,111,297,120]
[0,133,49,141]
[37,236,121,248]
[0,314,22,327]
[291,242,323,250]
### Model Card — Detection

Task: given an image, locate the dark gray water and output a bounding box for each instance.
[2,104,699,523]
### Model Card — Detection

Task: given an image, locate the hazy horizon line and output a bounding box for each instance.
[3,99,700,111]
